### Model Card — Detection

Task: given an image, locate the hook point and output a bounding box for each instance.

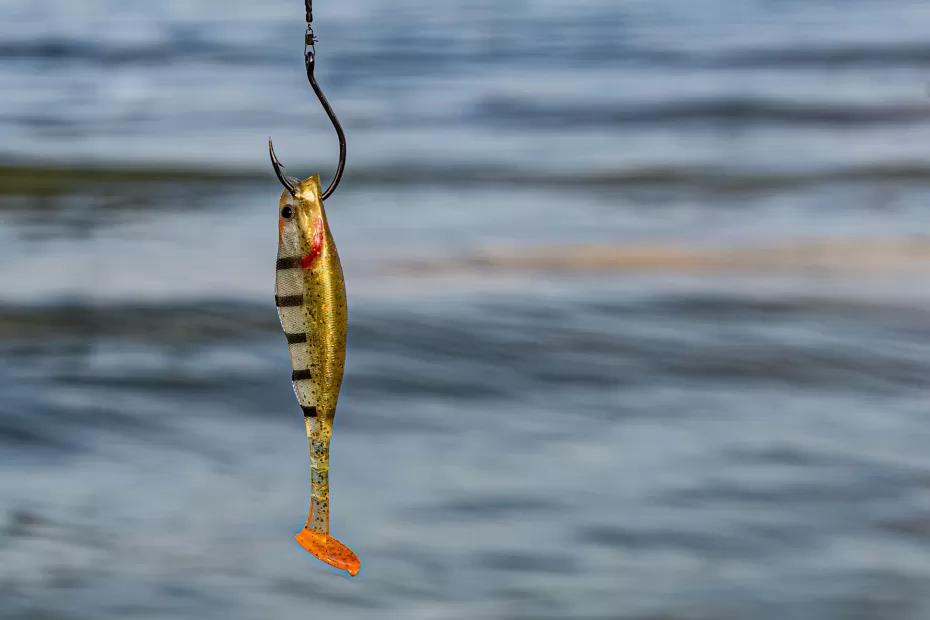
[269,138,298,197]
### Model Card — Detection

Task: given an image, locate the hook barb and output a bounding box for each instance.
[269,138,299,197]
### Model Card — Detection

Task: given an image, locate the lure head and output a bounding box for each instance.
[278,175,327,270]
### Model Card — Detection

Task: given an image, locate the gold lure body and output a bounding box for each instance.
[275,175,359,576]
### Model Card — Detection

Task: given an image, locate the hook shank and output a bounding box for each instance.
[269,4,346,201]
[306,51,346,201]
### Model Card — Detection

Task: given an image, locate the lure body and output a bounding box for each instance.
[275,175,360,576]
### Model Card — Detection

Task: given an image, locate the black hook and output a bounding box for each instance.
[270,6,346,201]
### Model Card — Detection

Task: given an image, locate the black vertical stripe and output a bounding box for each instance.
[275,295,304,307]
[277,257,302,270]
[292,369,313,381]
[302,405,318,418]
[285,332,308,344]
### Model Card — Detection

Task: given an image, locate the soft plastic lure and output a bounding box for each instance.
[268,0,358,576]
[274,175,358,576]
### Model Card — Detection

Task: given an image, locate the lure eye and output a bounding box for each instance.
[281,206,294,220]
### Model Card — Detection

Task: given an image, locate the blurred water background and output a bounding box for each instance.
[3,1,930,618]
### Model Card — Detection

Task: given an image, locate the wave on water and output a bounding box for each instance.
[0,37,285,66]
[0,162,262,192]
[631,42,930,68]
[5,160,930,199]
[2,286,930,455]
[0,301,277,345]
[7,32,930,72]
[477,97,930,128]
[393,238,930,276]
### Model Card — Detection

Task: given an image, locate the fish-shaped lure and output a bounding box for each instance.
[268,0,358,576]
[274,174,359,576]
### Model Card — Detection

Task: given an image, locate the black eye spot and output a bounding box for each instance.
[281,206,294,220]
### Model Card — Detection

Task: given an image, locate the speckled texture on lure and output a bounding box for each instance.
[275,175,360,576]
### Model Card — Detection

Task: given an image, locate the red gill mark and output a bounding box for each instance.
[301,217,325,269]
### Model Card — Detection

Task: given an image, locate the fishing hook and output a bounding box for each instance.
[269,1,347,201]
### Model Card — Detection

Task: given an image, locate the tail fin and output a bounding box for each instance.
[295,528,361,576]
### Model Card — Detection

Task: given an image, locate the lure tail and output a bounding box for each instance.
[296,414,360,576]
[295,529,360,577]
